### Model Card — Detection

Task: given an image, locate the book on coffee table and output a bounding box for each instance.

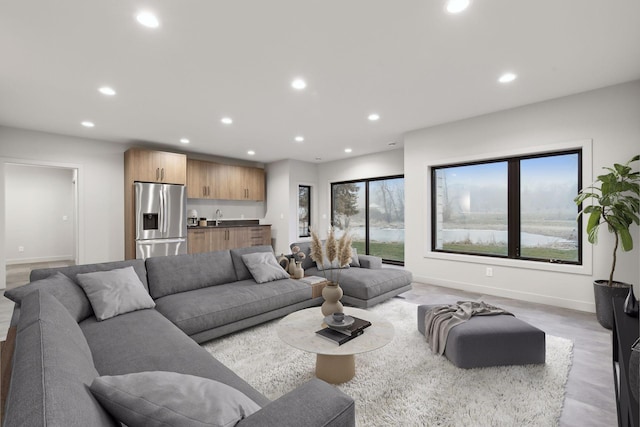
[299,276,327,285]
[329,316,372,336]
[315,327,365,345]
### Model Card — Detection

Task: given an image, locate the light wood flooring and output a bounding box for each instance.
[0,269,617,426]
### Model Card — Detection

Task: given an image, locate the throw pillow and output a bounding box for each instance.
[241,252,290,284]
[4,271,93,322]
[349,247,361,267]
[90,371,261,427]
[75,266,155,321]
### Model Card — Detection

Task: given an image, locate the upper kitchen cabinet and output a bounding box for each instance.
[186,160,265,201]
[125,148,187,185]
[187,159,217,199]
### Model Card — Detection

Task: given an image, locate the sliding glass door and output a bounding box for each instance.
[331,176,404,264]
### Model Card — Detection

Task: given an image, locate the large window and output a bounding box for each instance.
[432,150,581,264]
[332,176,404,264]
[298,185,311,238]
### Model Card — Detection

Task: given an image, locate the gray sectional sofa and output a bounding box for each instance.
[291,241,413,307]
[2,247,355,427]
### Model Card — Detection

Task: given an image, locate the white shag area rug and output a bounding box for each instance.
[203,299,573,427]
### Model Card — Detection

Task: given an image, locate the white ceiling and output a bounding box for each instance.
[1,1,639,163]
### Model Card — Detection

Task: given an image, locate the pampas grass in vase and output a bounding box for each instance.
[310,228,352,315]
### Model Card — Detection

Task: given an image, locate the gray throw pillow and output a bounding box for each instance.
[90,371,261,427]
[316,244,351,271]
[349,247,361,267]
[4,271,93,322]
[241,252,290,284]
[75,266,155,321]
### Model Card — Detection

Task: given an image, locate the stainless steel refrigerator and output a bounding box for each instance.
[135,182,187,259]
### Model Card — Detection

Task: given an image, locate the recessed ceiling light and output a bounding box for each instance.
[291,78,307,90]
[294,136,304,142]
[368,113,380,121]
[345,148,353,153]
[498,72,517,83]
[98,86,116,96]
[81,121,95,128]
[136,11,159,28]
[445,0,471,14]
[221,117,233,125]
[180,138,190,144]
[247,150,256,156]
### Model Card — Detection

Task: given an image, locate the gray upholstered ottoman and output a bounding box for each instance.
[417,304,545,369]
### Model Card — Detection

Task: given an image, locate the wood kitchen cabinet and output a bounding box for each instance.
[186,160,265,201]
[187,159,219,199]
[187,225,271,254]
[125,148,186,185]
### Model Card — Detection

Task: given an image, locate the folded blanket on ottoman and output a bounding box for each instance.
[424,301,512,354]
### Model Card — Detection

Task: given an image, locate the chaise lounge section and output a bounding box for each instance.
[291,241,413,308]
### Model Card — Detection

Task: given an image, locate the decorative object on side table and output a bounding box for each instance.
[310,228,353,316]
[574,154,639,329]
[624,287,639,317]
[287,246,306,279]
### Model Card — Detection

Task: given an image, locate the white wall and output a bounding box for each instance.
[404,80,640,312]
[316,149,405,237]
[5,164,75,263]
[0,126,126,288]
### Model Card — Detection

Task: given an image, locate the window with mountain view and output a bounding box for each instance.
[432,150,581,264]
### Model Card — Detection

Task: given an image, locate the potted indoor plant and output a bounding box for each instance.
[574,154,639,329]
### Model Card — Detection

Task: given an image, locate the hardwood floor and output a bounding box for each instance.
[0,270,617,426]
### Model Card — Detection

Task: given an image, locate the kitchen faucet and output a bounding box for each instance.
[215,209,222,226]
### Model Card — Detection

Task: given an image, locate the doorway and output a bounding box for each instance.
[3,162,79,289]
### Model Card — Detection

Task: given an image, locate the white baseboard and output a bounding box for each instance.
[413,274,596,313]
[5,255,75,266]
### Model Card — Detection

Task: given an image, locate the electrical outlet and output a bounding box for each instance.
[486,267,493,277]
[18,246,24,253]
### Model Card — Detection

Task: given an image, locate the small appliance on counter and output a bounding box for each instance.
[187,209,198,227]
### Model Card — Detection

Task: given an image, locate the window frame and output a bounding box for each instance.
[298,184,312,238]
[430,149,582,265]
[330,175,405,265]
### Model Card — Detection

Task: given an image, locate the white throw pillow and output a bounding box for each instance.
[90,371,261,427]
[75,266,155,321]
[241,252,291,283]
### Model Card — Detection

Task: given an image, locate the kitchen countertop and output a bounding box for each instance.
[188,220,270,229]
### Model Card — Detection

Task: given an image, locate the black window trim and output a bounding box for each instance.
[430,149,583,265]
[330,174,405,266]
[298,184,312,238]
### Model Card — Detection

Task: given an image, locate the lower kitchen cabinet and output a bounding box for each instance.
[188,225,271,254]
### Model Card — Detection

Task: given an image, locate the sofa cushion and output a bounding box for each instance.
[3,290,117,427]
[76,266,156,321]
[154,279,310,336]
[241,252,290,283]
[146,251,238,299]
[29,259,150,291]
[4,271,93,322]
[349,248,361,267]
[231,245,275,281]
[91,371,261,427]
[79,308,270,407]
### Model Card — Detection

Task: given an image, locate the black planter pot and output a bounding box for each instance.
[593,280,633,329]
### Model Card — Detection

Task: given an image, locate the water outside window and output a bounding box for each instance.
[434,162,508,256]
[520,154,579,262]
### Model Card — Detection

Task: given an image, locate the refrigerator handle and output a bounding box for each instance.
[160,187,165,234]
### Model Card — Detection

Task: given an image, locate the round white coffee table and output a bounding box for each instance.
[277,307,394,384]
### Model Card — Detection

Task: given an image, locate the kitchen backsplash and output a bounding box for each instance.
[186,198,266,220]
